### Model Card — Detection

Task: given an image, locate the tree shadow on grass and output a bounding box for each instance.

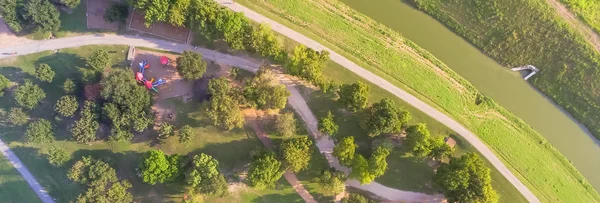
[374,149,436,194]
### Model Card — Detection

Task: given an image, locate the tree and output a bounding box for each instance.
[178,125,194,146]
[23,0,61,32]
[248,151,283,189]
[349,154,374,184]
[342,193,376,203]
[8,107,29,126]
[87,50,110,71]
[429,136,454,160]
[26,119,54,143]
[333,136,358,167]
[158,122,174,138]
[176,51,207,81]
[0,74,9,96]
[14,80,46,110]
[104,2,129,24]
[186,153,228,196]
[368,147,390,177]
[362,98,410,137]
[286,45,329,84]
[168,0,190,27]
[131,0,170,26]
[434,153,498,203]
[63,79,76,94]
[71,101,99,143]
[249,23,284,60]
[140,150,171,185]
[405,123,432,158]
[338,82,369,112]
[57,0,80,9]
[318,111,338,136]
[206,78,244,131]
[68,156,133,202]
[280,136,312,172]
[243,68,290,110]
[274,112,296,137]
[315,169,346,196]
[55,95,79,117]
[215,11,252,50]
[46,146,71,167]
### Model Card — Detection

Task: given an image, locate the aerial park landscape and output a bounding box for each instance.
[1,0,600,202]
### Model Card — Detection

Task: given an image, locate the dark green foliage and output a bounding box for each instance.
[243,68,290,110]
[176,51,207,81]
[314,168,346,196]
[405,123,432,158]
[26,119,54,143]
[434,153,498,203]
[248,151,283,189]
[55,95,79,117]
[206,78,244,130]
[318,111,339,136]
[0,74,9,96]
[215,11,252,50]
[101,69,152,134]
[349,154,373,184]
[87,50,110,71]
[71,101,100,143]
[280,136,312,172]
[168,0,190,27]
[140,150,183,185]
[46,146,71,167]
[333,136,358,167]
[104,2,130,24]
[178,125,194,146]
[57,0,80,9]
[131,0,170,26]
[68,156,133,203]
[338,81,369,112]
[249,24,285,61]
[342,193,376,203]
[14,80,46,110]
[186,153,228,196]
[0,0,22,32]
[25,0,61,32]
[274,112,296,137]
[286,45,330,85]
[158,122,174,138]
[8,107,29,126]
[362,98,410,137]
[63,79,76,94]
[429,136,454,160]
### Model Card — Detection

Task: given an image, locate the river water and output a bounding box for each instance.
[339,0,600,191]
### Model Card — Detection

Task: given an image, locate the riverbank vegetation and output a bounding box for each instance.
[234,0,600,201]
[559,0,600,33]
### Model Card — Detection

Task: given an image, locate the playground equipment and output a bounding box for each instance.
[136,60,166,93]
[160,56,170,68]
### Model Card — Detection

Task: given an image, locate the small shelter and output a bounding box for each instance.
[444,137,457,148]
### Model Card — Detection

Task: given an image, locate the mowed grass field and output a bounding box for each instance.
[559,0,600,33]
[234,0,599,201]
[0,45,303,203]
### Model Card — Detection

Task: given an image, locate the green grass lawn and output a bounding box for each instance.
[0,155,41,203]
[234,0,599,201]
[55,0,89,37]
[0,45,304,203]
[558,0,600,33]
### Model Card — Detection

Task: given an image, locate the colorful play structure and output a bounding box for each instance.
[136,60,166,93]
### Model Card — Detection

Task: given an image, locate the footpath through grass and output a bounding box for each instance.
[559,0,600,33]
[234,0,600,201]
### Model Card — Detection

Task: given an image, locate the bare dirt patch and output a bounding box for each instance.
[86,0,119,30]
[0,19,31,48]
[129,10,191,43]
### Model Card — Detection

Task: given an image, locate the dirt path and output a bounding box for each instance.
[247,119,317,203]
[545,0,600,53]
[0,19,31,48]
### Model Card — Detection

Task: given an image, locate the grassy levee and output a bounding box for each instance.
[558,0,600,33]
[234,0,600,201]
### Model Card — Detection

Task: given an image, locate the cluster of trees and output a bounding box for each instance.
[243,68,290,110]
[434,153,498,203]
[0,0,62,33]
[333,136,391,184]
[405,123,453,160]
[68,156,133,202]
[70,101,100,143]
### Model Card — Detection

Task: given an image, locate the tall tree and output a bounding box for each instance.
[46,146,71,167]
[176,51,207,81]
[71,101,100,143]
[8,107,29,126]
[349,154,374,184]
[168,0,190,27]
[26,119,54,143]
[248,151,283,189]
[274,112,296,137]
[243,68,290,110]
[87,50,110,71]
[338,82,369,112]
[132,0,170,26]
[429,136,454,160]
[186,153,227,196]
[362,98,410,137]
[368,147,390,177]
[140,150,171,185]
[24,0,61,32]
[405,123,432,158]
[178,125,194,146]
[206,78,244,131]
[318,111,339,136]
[14,80,46,110]
[286,45,329,84]
[249,23,284,60]
[280,136,313,172]
[315,169,346,196]
[434,153,498,203]
[333,136,358,167]
[35,63,55,82]
[215,11,252,50]
[55,95,79,117]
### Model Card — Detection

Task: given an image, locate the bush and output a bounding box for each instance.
[35,63,55,82]
[14,80,46,110]
[26,119,54,143]
[176,51,207,81]
[280,136,312,172]
[248,151,283,189]
[46,146,71,167]
[158,122,174,138]
[87,50,110,71]
[0,74,10,96]
[63,79,76,94]
[318,111,338,136]
[104,2,129,24]
[71,101,99,143]
[178,125,194,146]
[8,107,29,126]
[55,95,79,117]
[274,112,296,137]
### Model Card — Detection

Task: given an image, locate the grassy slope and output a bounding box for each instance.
[0,46,302,203]
[559,0,600,33]
[234,0,599,202]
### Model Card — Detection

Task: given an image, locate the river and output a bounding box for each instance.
[339,0,600,191]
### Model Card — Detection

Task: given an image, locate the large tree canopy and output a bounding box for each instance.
[315,169,346,197]
[362,98,411,137]
[176,51,207,81]
[167,0,190,26]
[250,24,284,61]
[434,153,498,203]
[405,123,432,158]
[248,151,283,189]
[132,0,170,27]
[87,50,111,71]
[206,78,244,130]
[55,95,79,117]
[338,81,369,112]
[186,153,228,196]
[140,150,171,185]
[26,119,54,143]
[286,45,329,84]
[318,111,339,136]
[35,63,55,82]
[215,11,252,50]
[71,101,100,143]
[25,0,61,32]
[14,80,46,110]
[68,156,133,203]
[243,68,290,110]
[280,136,313,172]
[333,136,358,167]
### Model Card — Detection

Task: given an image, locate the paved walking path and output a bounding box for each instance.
[247,119,317,203]
[216,1,540,202]
[0,139,54,203]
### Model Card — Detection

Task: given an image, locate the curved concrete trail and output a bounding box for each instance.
[0,34,438,202]
[216,1,540,202]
